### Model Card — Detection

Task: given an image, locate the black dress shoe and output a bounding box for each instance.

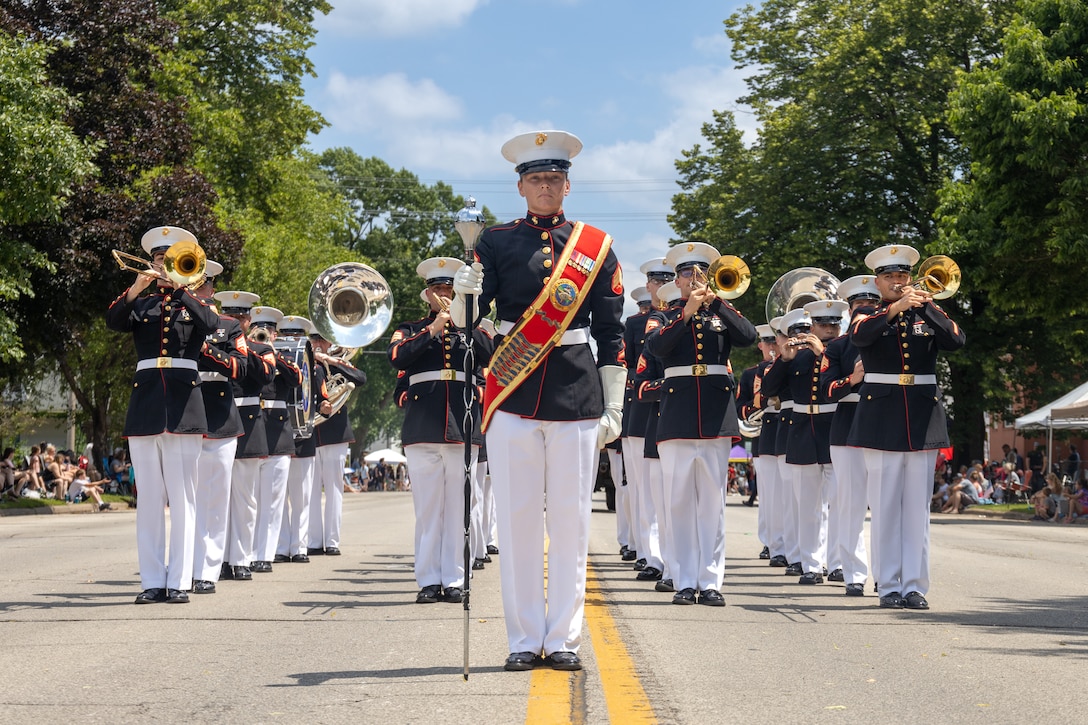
[307,547,325,556]
[799,572,824,585]
[165,588,189,603]
[324,547,341,556]
[252,560,272,573]
[759,546,770,560]
[785,562,803,575]
[416,584,441,604]
[620,544,630,556]
[655,578,675,593]
[672,588,697,605]
[442,587,463,603]
[545,652,582,671]
[192,580,216,594]
[291,554,310,563]
[636,566,663,581]
[486,544,499,555]
[472,558,486,570]
[134,588,167,604]
[698,589,725,607]
[221,562,232,578]
[845,583,865,597]
[742,498,755,507]
[231,565,252,581]
[480,553,493,563]
[903,591,930,610]
[633,557,647,571]
[504,651,538,671]
[827,568,844,582]
[621,549,638,562]
[273,554,291,563]
[769,554,788,567]
[879,591,905,609]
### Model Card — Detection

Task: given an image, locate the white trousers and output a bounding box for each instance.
[487,411,597,656]
[644,456,672,580]
[790,462,833,575]
[864,448,936,596]
[310,443,348,550]
[278,456,314,557]
[621,437,645,558]
[193,437,237,582]
[829,445,869,585]
[753,454,783,556]
[129,433,202,591]
[228,458,260,565]
[469,450,485,562]
[778,456,800,565]
[608,447,629,550]
[253,454,290,562]
[625,437,662,570]
[406,443,476,589]
[658,438,728,592]
[481,462,498,548]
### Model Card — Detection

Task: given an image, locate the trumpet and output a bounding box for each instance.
[892,255,961,300]
[248,326,273,344]
[111,240,207,288]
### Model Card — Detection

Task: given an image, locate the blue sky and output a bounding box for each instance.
[303,0,755,306]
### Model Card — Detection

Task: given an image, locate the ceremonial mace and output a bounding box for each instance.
[453,197,485,681]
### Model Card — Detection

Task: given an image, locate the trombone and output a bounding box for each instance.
[111,240,207,288]
[692,255,751,301]
[893,255,961,300]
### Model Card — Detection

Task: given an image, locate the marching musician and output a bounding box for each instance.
[275,316,323,564]
[644,242,757,606]
[247,307,302,574]
[822,275,882,597]
[736,323,778,559]
[307,330,368,557]
[214,290,276,582]
[106,226,221,605]
[191,261,249,595]
[449,130,625,672]
[847,244,965,610]
[771,318,800,575]
[388,260,494,604]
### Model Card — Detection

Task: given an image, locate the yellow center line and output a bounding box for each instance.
[524,550,656,724]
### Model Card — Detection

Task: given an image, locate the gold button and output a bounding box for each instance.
[867,395,872,400]
[697,343,703,349]
[162,338,169,343]
[696,333,703,339]
[902,343,908,348]
[413,395,419,400]
[903,365,910,371]
[541,232,549,240]
[552,216,559,225]
[904,353,910,358]
[543,259,552,268]
[668,388,674,393]
[695,324,703,330]
[543,276,551,284]
[220,391,225,397]
[812,386,818,392]
[142,318,149,322]
[161,349,168,355]
[133,383,138,388]
[542,246,551,254]
[531,216,539,224]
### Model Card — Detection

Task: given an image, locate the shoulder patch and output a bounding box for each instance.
[645,317,661,332]
[391,330,405,343]
[611,263,623,295]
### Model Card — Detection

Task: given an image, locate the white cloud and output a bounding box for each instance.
[316,0,488,37]
[324,71,464,132]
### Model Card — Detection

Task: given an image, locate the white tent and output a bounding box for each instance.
[1015,380,1088,431]
[363,447,406,464]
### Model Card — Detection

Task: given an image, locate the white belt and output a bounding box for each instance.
[136,357,197,371]
[839,393,861,403]
[779,401,794,411]
[262,400,287,409]
[409,370,468,385]
[496,321,590,346]
[199,371,228,383]
[234,397,260,407]
[795,403,838,415]
[663,364,730,378]
[865,373,937,386]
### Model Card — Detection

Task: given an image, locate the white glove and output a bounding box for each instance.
[449,263,483,328]
[597,365,627,449]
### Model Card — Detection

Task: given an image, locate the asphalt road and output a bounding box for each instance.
[1,490,1084,724]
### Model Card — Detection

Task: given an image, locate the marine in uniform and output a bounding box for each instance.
[847,244,965,610]
[105,226,221,604]
[821,275,881,597]
[191,261,249,594]
[308,330,368,556]
[246,307,303,573]
[449,130,625,671]
[736,324,778,558]
[215,291,276,581]
[644,242,757,606]
[388,260,494,604]
[276,316,323,564]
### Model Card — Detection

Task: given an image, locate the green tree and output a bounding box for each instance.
[939,0,1088,414]
[0,33,97,363]
[671,0,1014,462]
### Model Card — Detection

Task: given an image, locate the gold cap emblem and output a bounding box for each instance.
[687,243,694,252]
[535,132,548,145]
[438,259,446,268]
[890,246,899,255]
[161,228,171,236]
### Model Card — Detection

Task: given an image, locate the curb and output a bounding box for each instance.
[0,502,134,517]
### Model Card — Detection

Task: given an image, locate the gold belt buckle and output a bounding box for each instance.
[440,369,456,381]
[260,399,268,410]
[692,364,708,377]
[899,373,915,385]
[156,357,172,369]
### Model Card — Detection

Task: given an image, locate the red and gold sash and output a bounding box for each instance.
[482,222,612,431]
